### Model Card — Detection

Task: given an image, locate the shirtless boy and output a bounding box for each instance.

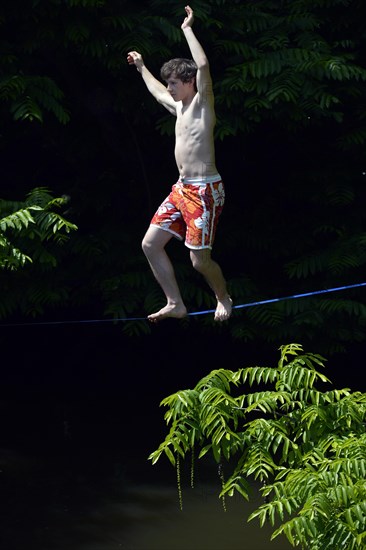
[127,5,232,322]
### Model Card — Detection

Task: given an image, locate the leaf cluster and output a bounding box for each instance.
[210,0,366,141]
[2,0,366,140]
[0,188,78,318]
[149,343,366,548]
[0,187,77,271]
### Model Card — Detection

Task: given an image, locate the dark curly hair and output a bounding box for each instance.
[160,58,197,83]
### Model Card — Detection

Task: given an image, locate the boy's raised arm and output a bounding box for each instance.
[127,51,177,115]
[181,5,212,97]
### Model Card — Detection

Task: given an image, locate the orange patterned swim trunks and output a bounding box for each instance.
[150,174,225,250]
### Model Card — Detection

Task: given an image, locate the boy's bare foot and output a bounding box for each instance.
[214,295,232,321]
[148,303,187,323]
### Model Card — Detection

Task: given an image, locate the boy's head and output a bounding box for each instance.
[160,58,197,85]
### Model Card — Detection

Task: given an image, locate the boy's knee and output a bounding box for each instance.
[141,235,151,255]
[190,250,211,273]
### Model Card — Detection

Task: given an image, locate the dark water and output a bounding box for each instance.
[0,443,292,550]
[0,393,293,550]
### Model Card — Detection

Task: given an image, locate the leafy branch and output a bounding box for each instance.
[149,343,366,548]
[0,187,77,270]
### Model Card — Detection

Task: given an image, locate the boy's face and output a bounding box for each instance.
[166,74,195,102]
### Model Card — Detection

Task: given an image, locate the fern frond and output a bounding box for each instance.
[147,16,182,44]
[0,75,26,100]
[2,75,69,124]
[0,208,36,232]
[10,95,43,122]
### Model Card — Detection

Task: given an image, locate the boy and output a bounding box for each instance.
[127,5,232,322]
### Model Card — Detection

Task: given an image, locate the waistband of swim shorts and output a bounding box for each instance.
[178,174,222,185]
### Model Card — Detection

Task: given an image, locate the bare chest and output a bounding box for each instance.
[175,105,207,141]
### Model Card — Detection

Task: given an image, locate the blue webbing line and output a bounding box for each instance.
[191,281,366,317]
[1,281,365,327]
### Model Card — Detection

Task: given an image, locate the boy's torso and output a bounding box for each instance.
[174,94,217,178]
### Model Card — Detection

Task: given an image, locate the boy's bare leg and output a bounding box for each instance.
[190,249,232,321]
[142,226,187,322]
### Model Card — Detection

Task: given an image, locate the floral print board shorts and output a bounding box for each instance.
[150,174,225,250]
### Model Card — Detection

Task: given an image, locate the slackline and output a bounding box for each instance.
[1,281,365,328]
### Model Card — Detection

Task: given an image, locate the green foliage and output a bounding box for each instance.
[0,74,70,124]
[190,0,366,141]
[0,187,77,270]
[150,343,366,548]
[2,0,366,135]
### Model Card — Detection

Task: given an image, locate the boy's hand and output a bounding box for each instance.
[181,5,194,29]
[127,51,144,70]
